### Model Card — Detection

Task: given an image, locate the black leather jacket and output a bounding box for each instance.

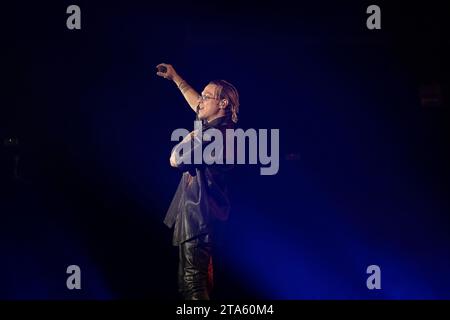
[164,116,235,245]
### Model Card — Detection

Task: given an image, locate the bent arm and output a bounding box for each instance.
[169,131,198,169]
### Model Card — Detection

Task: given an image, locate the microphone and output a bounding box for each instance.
[157,65,167,73]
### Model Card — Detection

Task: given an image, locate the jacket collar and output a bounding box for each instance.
[202,116,233,130]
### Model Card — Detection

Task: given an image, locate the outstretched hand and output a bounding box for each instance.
[156,63,178,81]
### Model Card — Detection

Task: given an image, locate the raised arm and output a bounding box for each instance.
[156,63,200,112]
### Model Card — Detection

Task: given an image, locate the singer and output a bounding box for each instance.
[156,63,240,300]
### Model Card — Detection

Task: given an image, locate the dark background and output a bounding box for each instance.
[1,0,449,299]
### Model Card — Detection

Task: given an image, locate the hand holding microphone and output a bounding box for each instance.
[156,63,178,81]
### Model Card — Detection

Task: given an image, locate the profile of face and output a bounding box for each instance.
[197,83,228,123]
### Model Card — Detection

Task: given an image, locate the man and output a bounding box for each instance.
[156,63,239,300]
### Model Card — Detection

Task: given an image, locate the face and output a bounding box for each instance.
[197,84,225,122]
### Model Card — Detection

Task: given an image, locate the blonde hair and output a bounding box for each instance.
[209,80,240,123]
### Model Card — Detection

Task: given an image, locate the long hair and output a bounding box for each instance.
[209,80,240,123]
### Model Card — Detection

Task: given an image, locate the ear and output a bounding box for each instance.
[219,99,229,109]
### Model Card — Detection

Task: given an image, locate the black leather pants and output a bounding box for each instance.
[178,233,213,300]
